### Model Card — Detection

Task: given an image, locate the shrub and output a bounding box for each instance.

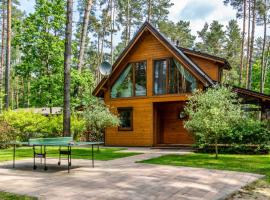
[0,120,17,148]
[184,86,243,158]
[224,118,270,145]
[196,144,270,155]
[83,99,119,141]
[0,110,86,142]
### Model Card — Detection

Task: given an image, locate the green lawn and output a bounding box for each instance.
[0,191,37,200]
[139,153,270,182]
[0,147,140,162]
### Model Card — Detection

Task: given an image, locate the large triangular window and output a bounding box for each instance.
[154,58,197,95]
[111,61,147,98]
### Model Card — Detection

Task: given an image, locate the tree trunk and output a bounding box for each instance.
[260,0,267,93]
[215,137,218,159]
[63,0,73,137]
[27,78,30,107]
[0,1,6,113]
[239,0,246,86]
[15,76,18,108]
[147,0,151,22]
[110,0,115,64]
[264,42,270,86]
[245,0,251,89]
[247,0,256,90]
[4,0,11,110]
[77,0,92,73]
[125,0,130,46]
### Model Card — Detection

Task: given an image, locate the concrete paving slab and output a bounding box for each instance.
[0,149,263,200]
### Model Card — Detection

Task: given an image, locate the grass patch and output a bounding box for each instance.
[139,153,270,183]
[0,191,37,200]
[0,147,140,162]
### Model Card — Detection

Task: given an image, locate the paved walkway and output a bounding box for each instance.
[0,148,263,200]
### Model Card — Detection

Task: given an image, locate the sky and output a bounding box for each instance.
[19,0,263,39]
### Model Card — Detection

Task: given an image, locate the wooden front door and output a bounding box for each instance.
[154,102,193,145]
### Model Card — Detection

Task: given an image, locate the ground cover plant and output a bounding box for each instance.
[0,191,37,200]
[0,147,140,162]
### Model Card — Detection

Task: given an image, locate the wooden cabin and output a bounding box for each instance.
[93,22,270,147]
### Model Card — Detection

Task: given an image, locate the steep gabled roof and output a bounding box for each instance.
[93,21,229,97]
[178,47,231,70]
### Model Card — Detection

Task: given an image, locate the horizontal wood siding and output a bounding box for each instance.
[189,55,220,81]
[105,100,153,146]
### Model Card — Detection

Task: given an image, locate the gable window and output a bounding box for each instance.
[118,107,133,131]
[111,61,146,98]
[154,58,197,95]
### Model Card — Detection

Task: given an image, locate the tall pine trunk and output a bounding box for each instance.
[110,0,115,64]
[63,0,73,136]
[239,0,246,86]
[245,0,251,89]
[260,0,267,93]
[0,1,6,113]
[247,0,256,90]
[77,0,92,73]
[147,0,151,22]
[5,0,11,110]
[125,0,130,46]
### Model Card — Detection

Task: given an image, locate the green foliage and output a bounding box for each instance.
[0,110,85,142]
[223,19,242,85]
[0,120,16,148]
[0,191,37,200]
[83,98,120,141]
[227,118,270,145]
[196,144,270,155]
[158,20,196,48]
[144,0,173,26]
[195,21,225,56]
[184,86,243,158]
[70,68,95,108]
[14,0,66,108]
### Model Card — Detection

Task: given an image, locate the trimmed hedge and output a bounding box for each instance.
[195,144,270,154]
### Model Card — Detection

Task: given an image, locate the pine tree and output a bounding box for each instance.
[247,0,257,89]
[196,21,225,56]
[145,0,173,26]
[0,0,6,112]
[78,0,93,73]
[5,0,11,110]
[224,20,242,84]
[63,0,73,136]
[257,0,269,92]
[158,20,196,48]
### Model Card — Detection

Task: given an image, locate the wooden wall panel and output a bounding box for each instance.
[105,99,154,146]
[188,55,220,81]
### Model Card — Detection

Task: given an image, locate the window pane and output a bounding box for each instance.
[154,60,167,95]
[111,64,133,98]
[135,62,146,96]
[118,108,132,130]
[169,59,181,94]
[171,58,197,93]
